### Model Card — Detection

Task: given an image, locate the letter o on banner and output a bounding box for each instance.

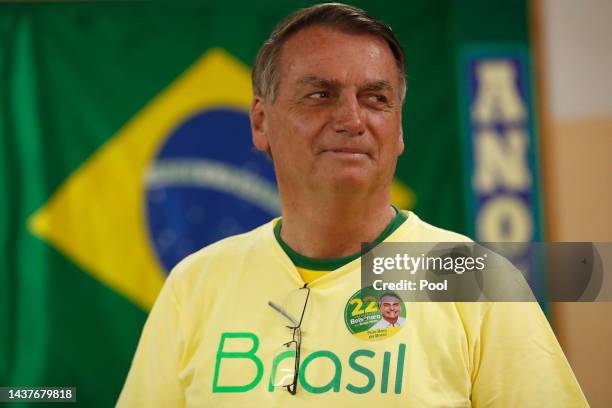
[477,196,533,242]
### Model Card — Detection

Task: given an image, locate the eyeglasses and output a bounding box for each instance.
[267,285,310,395]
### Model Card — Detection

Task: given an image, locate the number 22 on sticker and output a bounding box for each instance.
[350,296,378,316]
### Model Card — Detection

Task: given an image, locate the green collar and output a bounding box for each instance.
[274,207,407,271]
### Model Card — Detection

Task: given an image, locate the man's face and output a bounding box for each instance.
[379,297,400,323]
[251,25,404,194]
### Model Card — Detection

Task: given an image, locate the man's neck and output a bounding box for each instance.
[279,192,396,259]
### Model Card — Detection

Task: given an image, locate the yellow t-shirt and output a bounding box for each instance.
[117,211,588,407]
[296,266,328,284]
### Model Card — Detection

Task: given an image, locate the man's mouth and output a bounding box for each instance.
[321,148,370,158]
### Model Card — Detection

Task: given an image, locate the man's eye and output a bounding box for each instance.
[307,91,329,99]
[369,94,388,103]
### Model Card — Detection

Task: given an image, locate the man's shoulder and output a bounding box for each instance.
[401,211,473,243]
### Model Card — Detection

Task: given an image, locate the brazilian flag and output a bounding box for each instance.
[0,1,532,406]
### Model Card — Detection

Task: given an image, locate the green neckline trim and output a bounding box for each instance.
[274,207,407,271]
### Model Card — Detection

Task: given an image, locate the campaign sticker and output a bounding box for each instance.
[344,287,406,341]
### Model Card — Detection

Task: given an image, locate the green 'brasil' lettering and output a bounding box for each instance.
[381,351,391,393]
[214,332,407,395]
[268,350,296,391]
[213,332,264,393]
[299,350,342,393]
[346,350,376,394]
[395,343,406,394]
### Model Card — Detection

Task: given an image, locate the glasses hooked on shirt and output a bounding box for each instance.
[267,284,310,395]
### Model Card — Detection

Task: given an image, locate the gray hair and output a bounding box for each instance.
[252,3,407,103]
[379,292,402,304]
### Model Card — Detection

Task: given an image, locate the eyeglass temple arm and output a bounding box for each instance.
[267,301,299,327]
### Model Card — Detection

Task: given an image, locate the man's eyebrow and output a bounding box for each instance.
[297,75,339,88]
[360,80,394,92]
[296,77,396,98]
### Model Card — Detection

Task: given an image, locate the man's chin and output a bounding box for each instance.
[319,168,374,189]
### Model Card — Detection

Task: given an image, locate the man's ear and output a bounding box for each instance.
[396,127,405,156]
[250,96,270,152]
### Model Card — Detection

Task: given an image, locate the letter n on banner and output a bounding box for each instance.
[457,47,546,304]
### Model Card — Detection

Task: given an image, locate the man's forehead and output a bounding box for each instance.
[284,24,389,50]
[278,25,398,79]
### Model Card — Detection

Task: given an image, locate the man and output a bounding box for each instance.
[118,3,588,406]
[371,293,405,329]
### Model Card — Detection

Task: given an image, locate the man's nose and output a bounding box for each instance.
[332,93,365,136]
